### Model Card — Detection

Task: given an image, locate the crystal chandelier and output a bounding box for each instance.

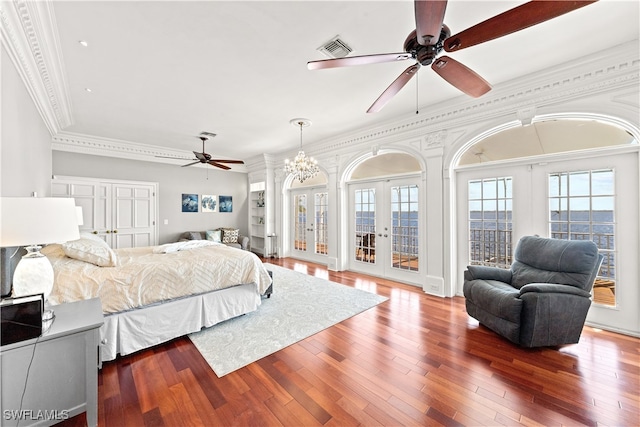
[284,118,319,183]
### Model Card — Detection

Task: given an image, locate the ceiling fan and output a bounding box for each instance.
[308,0,597,113]
[156,134,245,170]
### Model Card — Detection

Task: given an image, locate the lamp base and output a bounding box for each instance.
[42,309,55,322]
[12,245,54,301]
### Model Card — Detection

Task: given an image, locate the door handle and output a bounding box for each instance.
[378,233,382,237]
[92,231,98,234]
[384,234,388,237]
[113,230,118,233]
[105,230,111,234]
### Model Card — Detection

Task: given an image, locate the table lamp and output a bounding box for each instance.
[0,197,80,319]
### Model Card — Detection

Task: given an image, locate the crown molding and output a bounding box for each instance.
[1,0,73,134]
[52,131,248,173]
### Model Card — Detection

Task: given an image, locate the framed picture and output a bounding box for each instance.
[219,195,233,213]
[181,193,199,213]
[201,195,218,212]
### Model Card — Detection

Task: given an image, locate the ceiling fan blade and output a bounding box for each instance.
[414,0,448,46]
[431,56,491,98]
[367,63,421,114]
[308,53,413,70]
[181,161,200,168]
[444,1,597,52]
[208,161,231,170]
[208,159,245,164]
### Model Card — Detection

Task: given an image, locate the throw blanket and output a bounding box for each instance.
[153,240,221,253]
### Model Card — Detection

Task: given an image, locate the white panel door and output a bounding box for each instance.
[111,183,156,248]
[52,178,157,248]
[51,180,112,240]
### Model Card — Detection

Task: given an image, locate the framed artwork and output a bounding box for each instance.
[201,195,218,212]
[181,193,199,213]
[219,195,233,213]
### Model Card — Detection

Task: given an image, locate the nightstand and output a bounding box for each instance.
[0,298,103,427]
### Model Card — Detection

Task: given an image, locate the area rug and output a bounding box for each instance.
[189,264,388,377]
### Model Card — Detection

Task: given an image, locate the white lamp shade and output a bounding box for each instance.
[1,197,80,301]
[76,206,84,226]
[0,197,80,247]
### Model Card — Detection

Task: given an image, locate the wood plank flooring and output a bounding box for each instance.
[62,258,639,426]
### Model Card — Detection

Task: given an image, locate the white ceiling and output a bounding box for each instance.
[48,0,639,164]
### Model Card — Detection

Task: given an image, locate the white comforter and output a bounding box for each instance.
[43,242,272,314]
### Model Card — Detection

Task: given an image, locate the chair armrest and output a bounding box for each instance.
[239,235,250,250]
[519,283,591,298]
[464,265,512,283]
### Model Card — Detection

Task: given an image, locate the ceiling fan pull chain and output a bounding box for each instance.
[415,70,419,115]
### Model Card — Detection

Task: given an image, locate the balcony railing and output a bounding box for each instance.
[469,230,615,279]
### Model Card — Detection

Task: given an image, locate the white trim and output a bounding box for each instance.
[52,131,249,173]
[0,0,73,134]
[585,321,640,339]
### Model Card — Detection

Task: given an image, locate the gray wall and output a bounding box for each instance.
[53,151,248,244]
[1,46,53,197]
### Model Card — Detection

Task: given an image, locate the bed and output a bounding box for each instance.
[40,235,272,362]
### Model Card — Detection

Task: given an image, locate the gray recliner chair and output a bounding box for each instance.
[463,236,603,347]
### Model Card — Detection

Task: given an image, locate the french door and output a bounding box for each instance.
[455,152,638,334]
[290,188,329,263]
[349,177,422,285]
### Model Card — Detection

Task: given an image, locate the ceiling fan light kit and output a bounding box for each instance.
[307,0,598,113]
[284,118,319,184]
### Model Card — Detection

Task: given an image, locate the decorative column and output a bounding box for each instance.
[422,131,447,295]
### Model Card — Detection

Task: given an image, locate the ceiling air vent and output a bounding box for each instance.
[318,36,353,59]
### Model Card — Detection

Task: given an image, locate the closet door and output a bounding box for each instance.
[111,183,156,248]
[51,180,112,239]
[52,177,157,248]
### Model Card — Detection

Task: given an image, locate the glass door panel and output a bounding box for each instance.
[354,188,377,264]
[315,192,328,255]
[391,184,419,271]
[294,194,307,251]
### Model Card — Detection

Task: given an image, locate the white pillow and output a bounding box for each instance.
[205,229,222,243]
[62,236,117,267]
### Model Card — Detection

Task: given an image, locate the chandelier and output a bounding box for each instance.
[284,118,319,183]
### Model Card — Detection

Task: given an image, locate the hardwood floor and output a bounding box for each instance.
[64,258,639,426]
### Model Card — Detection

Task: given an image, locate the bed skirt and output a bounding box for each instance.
[100,283,260,362]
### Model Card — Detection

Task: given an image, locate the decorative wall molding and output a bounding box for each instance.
[304,41,639,161]
[424,130,447,148]
[1,0,73,134]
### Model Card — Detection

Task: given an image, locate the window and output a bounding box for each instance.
[549,169,615,306]
[468,177,513,268]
